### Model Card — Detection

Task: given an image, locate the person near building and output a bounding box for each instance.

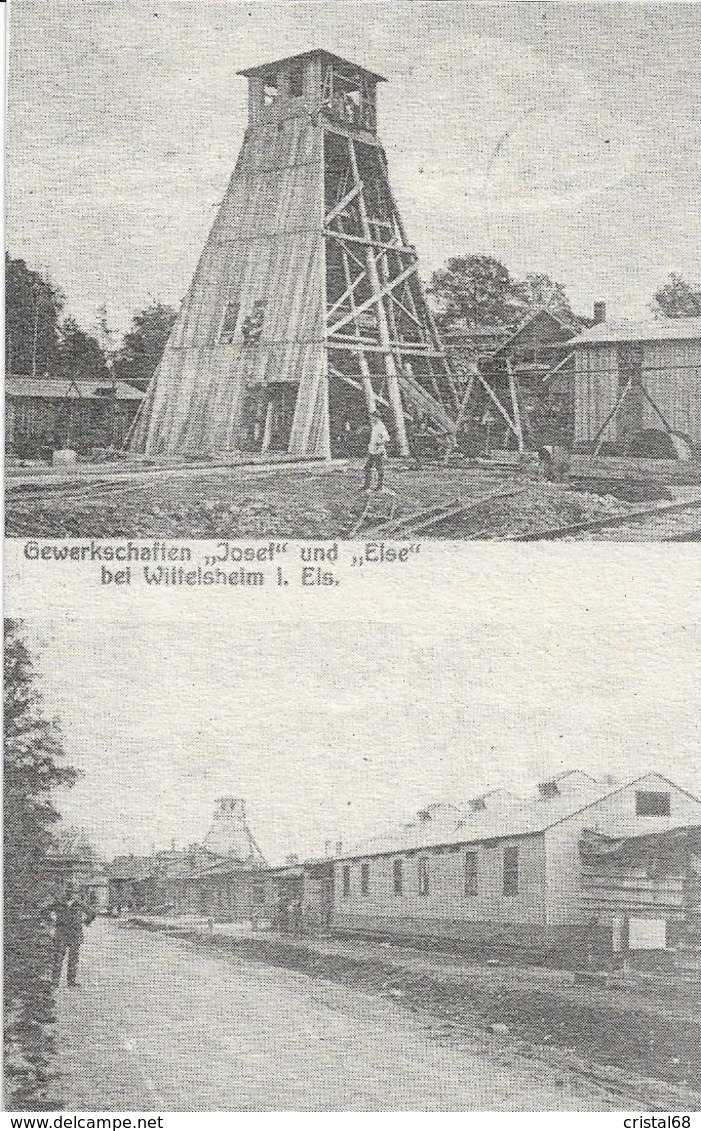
[364,410,390,492]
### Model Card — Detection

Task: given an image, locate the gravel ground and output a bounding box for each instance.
[5,462,644,539]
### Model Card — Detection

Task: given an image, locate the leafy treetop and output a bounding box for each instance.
[428,255,575,334]
[652,273,701,318]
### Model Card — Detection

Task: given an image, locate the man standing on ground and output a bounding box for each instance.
[47,883,96,988]
[364,410,390,492]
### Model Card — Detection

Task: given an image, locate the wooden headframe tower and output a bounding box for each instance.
[129,50,458,459]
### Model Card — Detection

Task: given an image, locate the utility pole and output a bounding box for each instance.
[97,304,117,447]
[31,281,40,380]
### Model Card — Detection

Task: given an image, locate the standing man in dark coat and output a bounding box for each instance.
[47,883,96,988]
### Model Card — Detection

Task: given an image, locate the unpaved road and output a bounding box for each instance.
[55,920,627,1111]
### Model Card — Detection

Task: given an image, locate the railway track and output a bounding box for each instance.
[515,494,701,542]
[353,485,529,539]
[6,457,347,502]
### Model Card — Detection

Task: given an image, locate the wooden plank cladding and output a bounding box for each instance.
[572,320,701,451]
[129,51,456,459]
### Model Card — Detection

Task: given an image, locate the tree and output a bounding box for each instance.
[427,256,575,333]
[652,273,701,318]
[57,318,109,383]
[5,255,64,377]
[428,255,519,331]
[51,825,98,862]
[512,273,575,320]
[4,620,80,1110]
[113,302,177,390]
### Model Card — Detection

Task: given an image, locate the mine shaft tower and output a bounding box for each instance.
[130,50,458,459]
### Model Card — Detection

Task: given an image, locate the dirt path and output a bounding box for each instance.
[5,460,648,540]
[54,920,629,1111]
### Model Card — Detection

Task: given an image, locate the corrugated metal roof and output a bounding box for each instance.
[200,858,266,878]
[106,855,155,881]
[6,377,143,401]
[152,849,226,882]
[571,317,701,345]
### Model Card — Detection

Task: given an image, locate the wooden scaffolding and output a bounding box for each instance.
[128,50,459,460]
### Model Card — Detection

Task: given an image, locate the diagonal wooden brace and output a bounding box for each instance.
[327,261,419,337]
[325,182,363,226]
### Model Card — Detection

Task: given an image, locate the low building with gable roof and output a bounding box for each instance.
[328,771,701,958]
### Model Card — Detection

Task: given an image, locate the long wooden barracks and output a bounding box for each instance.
[108,774,701,961]
[329,771,701,955]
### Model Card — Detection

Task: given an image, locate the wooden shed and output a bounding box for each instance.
[5,375,143,456]
[570,317,701,453]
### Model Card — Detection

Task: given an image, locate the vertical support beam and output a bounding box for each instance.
[592,377,632,455]
[261,399,275,454]
[339,244,376,415]
[319,126,331,460]
[291,120,331,459]
[347,138,410,456]
[375,237,420,420]
[317,350,332,461]
[378,147,459,413]
[505,357,525,453]
[248,76,263,127]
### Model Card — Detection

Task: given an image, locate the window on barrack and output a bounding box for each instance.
[503,845,519,896]
[464,851,479,897]
[393,858,403,895]
[219,301,240,344]
[418,857,429,896]
[288,63,304,98]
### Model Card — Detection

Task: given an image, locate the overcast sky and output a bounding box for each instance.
[7,1,701,339]
[25,614,701,864]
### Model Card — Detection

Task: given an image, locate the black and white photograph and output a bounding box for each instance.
[4,614,701,1111]
[4,0,701,1124]
[5,1,701,541]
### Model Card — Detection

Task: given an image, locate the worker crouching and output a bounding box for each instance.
[537,444,571,482]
